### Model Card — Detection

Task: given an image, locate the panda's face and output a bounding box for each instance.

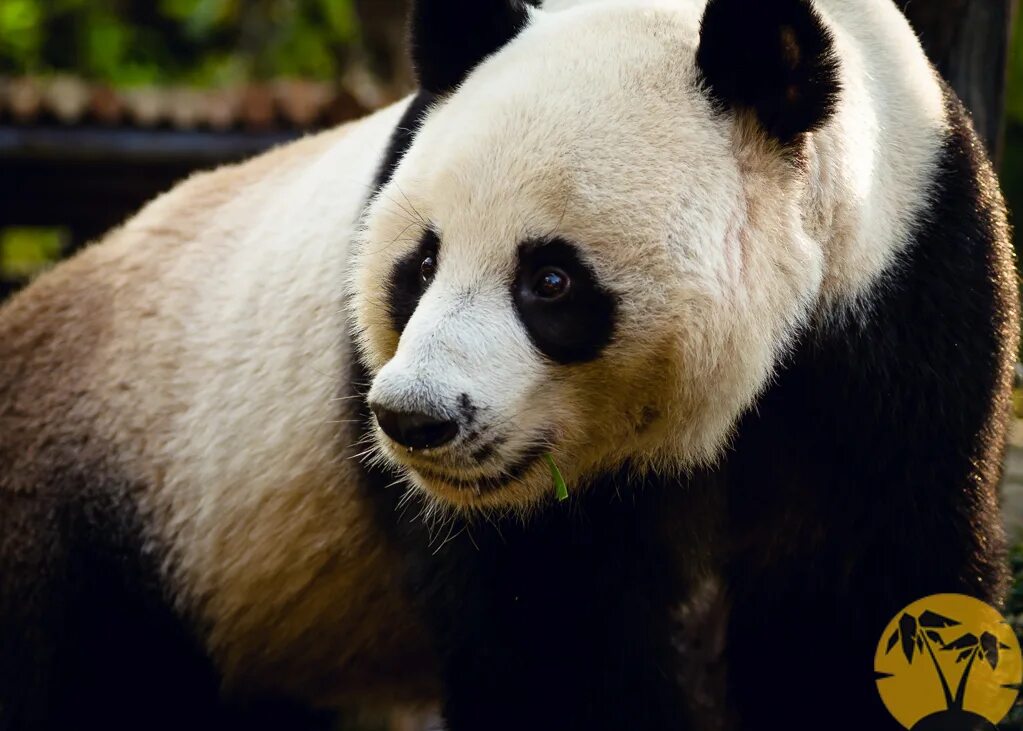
[353,2,825,512]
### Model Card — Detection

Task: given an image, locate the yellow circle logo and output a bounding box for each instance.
[875,594,1022,730]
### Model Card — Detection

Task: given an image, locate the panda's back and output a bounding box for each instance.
[0,99,437,727]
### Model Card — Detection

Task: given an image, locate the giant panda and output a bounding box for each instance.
[0,1,1017,731]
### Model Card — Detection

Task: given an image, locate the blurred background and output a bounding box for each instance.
[1,1,1023,728]
[0,0,410,299]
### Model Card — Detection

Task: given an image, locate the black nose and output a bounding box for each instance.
[371,405,459,450]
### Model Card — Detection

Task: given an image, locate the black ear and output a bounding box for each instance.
[696,0,840,144]
[411,0,535,96]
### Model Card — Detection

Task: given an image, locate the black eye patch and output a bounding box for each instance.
[387,229,439,334]
[513,238,617,364]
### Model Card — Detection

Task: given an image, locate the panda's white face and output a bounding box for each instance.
[352,2,824,512]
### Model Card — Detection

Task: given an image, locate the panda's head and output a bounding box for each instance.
[353,0,840,512]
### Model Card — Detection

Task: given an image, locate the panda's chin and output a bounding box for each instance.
[413,459,536,493]
[402,450,549,509]
[412,466,517,493]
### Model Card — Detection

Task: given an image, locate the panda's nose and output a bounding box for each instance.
[370,404,460,450]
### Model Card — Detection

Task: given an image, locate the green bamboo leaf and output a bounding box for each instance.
[545,454,568,501]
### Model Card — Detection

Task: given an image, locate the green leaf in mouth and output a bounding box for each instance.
[545,454,569,501]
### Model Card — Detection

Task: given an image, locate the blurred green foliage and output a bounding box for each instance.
[0,228,65,279]
[0,0,361,85]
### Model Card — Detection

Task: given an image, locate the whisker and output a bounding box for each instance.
[394,183,429,227]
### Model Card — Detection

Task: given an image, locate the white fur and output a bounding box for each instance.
[353,0,948,513]
[94,101,437,702]
[807,0,946,310]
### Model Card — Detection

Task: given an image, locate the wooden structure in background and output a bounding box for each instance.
[0,75,389,296]
[0,125,296,245]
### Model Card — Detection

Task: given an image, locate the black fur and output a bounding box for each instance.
[375,91,440,338]
[723,85,1015,730]
[696,0,841,144]
[372,91,438,193]
[0,457,333,731]
[388,228,440,333]
[411,0,535,96]
[513,238,618,364]
[351,440,722,730]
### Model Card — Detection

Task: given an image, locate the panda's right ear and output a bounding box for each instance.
[410,0,537,96]
[696,0,840,145]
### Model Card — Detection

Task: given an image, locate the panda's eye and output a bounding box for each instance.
[513,238,616,364]
[532,267,570,300]
[387,228,439,334]
[420,254,437,284]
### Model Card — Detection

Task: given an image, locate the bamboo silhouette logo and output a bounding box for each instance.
[875,594,1022,730]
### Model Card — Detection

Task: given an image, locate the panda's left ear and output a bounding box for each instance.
[411,0,537,96]
[696,0,840,145]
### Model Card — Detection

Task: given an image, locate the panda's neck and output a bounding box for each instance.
[730,82,1014,584]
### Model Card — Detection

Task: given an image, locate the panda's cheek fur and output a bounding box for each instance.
[553,350,671,467]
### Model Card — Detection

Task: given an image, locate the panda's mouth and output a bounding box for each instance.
[410,443,548,493]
